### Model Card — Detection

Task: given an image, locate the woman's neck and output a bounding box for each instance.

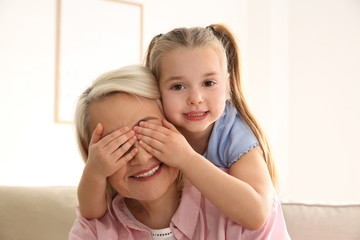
[124,182,181,229]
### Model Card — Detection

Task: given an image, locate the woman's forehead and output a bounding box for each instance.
[89,93,162,136]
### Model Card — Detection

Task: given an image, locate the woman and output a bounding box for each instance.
[69,65,289,239]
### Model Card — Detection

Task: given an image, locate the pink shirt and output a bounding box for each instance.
[69,185,290,240]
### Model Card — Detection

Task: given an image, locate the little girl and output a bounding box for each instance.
[138,24,278,229]
[79,24,281,230]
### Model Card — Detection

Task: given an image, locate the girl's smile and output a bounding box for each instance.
[183,111,209,121]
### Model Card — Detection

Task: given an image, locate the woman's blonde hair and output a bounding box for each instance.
[75,65,160,161]
[145,24,278,186]
[74,65,184,204]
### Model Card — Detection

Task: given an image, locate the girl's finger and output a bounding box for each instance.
[115,136,137,157]
[162,119,179,133]
[94,126,129,148]
[136,134,164,151]
[138,121,169,134]
[89,123,103,146]
[105,129,135,152]
[138,140,162,159]
[115,147,138,168]
[134,126,167,143]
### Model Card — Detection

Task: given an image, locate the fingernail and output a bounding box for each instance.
[121,127,129,133]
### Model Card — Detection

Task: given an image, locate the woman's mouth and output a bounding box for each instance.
[131,163,162,180]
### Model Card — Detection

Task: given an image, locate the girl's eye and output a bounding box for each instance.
[171,84,184,90]
[203,80,215,87]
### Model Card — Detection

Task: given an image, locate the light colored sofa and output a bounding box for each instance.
[1,186,360,240]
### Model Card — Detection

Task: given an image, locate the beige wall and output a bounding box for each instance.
[286,0,360,202]
[0,0,246,185]
[245,0,360,202]
[0,0,359,203]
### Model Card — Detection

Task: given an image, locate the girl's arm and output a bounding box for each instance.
[134,120,273,230]
[78,123,138,219]
[181,146,273,230]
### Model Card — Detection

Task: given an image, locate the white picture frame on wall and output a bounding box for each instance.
[55,0,143,123]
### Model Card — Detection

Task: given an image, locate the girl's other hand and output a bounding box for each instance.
[133,119,197,170]
[85,123,138,179]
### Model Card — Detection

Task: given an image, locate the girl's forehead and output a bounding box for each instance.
[161,45,226,65]
[158,47,227,79]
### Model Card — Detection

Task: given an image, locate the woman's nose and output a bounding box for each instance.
[187,89,203,105]
[128,141,153,166]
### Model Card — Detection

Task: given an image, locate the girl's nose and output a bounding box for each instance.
[128,141,153,166]
[187,90,203,105]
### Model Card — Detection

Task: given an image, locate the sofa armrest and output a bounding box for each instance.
[282,202,360,240]
[0,186,78,240]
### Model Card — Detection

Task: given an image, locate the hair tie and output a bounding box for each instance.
[206,25,221,40]
[206,25,216,34]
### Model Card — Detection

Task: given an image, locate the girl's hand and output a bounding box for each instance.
[133,119,197,170]
[85,123,138,178]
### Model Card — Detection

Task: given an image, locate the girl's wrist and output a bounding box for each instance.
[83,164,107,182]
[177,151,200,171]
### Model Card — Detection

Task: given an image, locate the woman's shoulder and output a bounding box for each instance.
[174,186,290,239]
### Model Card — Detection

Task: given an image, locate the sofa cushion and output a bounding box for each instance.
[1,186,360,240]
[0,186,78,240]
[282,202,360,240]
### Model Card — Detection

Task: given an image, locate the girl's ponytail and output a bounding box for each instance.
[211,24,278,187]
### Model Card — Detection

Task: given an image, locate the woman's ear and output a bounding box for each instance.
[80,140,89,161]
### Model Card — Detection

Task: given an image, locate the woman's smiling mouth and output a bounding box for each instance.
[131,163,162,180]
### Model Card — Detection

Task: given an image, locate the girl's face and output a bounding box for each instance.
[158,47,229,138]
[88,93,179,201]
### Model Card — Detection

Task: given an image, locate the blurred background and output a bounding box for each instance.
[0,0,359,204]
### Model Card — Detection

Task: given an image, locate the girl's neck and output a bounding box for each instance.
[124,182,181,229]
[180,124,213,155]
